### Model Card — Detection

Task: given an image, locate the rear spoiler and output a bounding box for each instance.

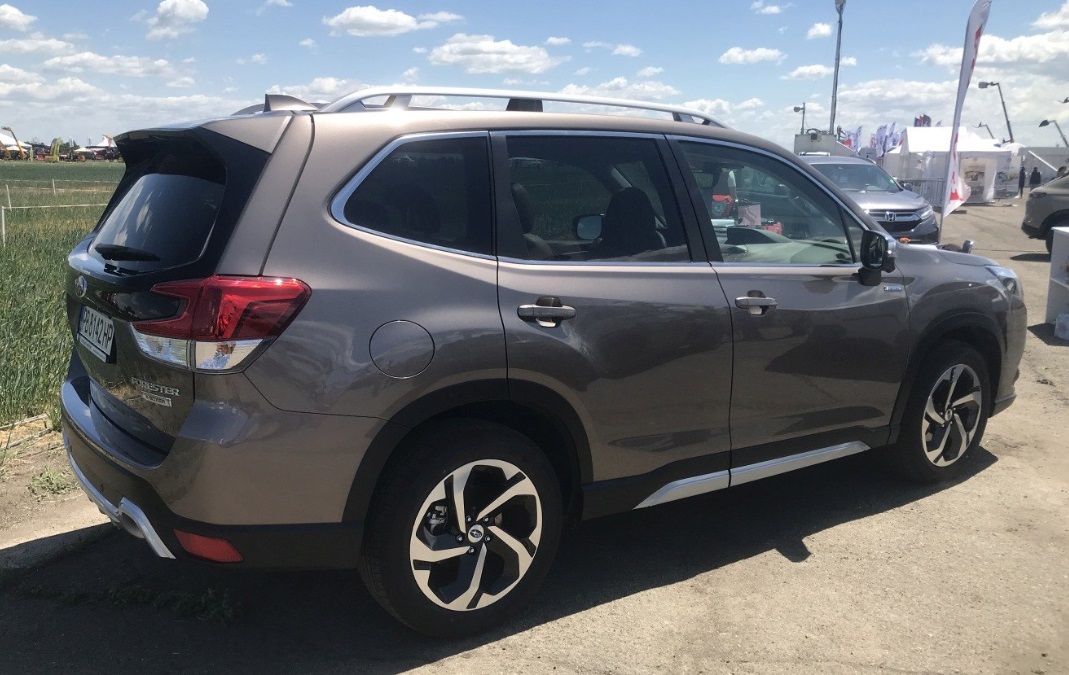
[232,94,323,116]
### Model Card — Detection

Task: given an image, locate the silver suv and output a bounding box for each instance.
[62,87,1026,637]
[801,155,939,243]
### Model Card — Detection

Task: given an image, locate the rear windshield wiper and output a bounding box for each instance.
[94,244,161,262]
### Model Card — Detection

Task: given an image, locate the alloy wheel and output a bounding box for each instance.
[920,363,983,467]
[409,459,542,611]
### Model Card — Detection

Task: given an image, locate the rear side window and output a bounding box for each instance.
[504,135,690,262]
[92,141,225,271]
[342,136,492,255]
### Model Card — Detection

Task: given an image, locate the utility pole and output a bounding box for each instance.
[829,0,846,134]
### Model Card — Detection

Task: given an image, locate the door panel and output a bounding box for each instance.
[671,139,909,465]
[498,262,733,481]
[716,265,909,457]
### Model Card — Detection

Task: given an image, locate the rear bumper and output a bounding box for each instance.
[61,354,372,569]
[63,416,364,569]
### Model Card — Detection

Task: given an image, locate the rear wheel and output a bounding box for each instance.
[359,419,562,637]
[888,342,990,483]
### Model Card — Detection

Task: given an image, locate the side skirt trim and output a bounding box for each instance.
[633,441,871,509]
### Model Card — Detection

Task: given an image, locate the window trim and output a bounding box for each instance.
[490,129,701,266]
[329,130,495,260]
[667,135,875,266]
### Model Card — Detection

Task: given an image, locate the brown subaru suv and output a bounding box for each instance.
[62,87,1026,636]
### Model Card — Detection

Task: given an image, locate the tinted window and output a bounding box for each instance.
[343,136,492,255]
[505,135,689,262]
[92,143,225,271]
[679,141,860,265]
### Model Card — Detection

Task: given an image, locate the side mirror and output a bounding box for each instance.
[859,229,896,285]
[900,181,914,191]
[573,214,603,241]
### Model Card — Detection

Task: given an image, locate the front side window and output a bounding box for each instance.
[679,141,861,265]
[505,135,690,262]
[342,136,492,255]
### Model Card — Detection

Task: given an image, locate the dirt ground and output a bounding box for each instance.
[0,415,76,532]
[0,199,1066,675]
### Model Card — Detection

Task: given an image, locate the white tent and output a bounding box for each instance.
[0,132,30,150]
[88,135,116,149]
[882,127,1019,203]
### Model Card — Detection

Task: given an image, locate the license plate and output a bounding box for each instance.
[77,305,115,362]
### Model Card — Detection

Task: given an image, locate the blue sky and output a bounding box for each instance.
[1,0,1068,149]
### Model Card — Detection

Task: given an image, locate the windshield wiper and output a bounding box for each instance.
[94,244,161,262]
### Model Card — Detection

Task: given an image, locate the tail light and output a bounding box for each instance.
[132,276,310,372]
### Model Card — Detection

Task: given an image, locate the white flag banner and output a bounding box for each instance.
[943,0,992,218]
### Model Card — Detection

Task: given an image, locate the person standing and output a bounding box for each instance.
[1030,167,1042,193]
[1019,166,1027,197]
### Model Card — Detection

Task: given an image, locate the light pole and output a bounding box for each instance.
[1039,119,1069,147]
[793,103,807,134]
[975,122,995,139]
[828,0,846,134]
[978,81,1014,143]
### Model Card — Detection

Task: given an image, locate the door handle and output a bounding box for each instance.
[518,297,576,327]
[735,295,778,316]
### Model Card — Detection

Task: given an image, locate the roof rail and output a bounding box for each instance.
[318,86,726,127]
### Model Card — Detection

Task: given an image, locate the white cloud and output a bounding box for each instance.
[683,98,731,117]
[0,63,41,83]
[401,66,418,82]
[637,66,662,77]
[237,53,269,65]
[412,46,427,54]
[718,47,785,64]
[574,66,591,76]
[299,38,316,48]
[841,56,857,66]
[751,1,790,15]
[0,76,100,101]
[736,97,764,111]
[256,0,292,14]
[324,6,462,37]
[783,64,832,79]
[916,29,1069,78]
[429,33,569,74]
[560,76,678,101]
[0,4,35,31]
[807,22,831,39]
[0,37,73,55]
[166,76,195,88]
[583,40,641,57]
[267,77,365,102]
[43,52,175,77]
[545,36,570,46]
[143,0,209,40]
[1033,3,1069,29]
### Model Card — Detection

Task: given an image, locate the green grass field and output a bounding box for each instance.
[0,162,122,425]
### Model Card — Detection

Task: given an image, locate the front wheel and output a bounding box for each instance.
[359,420,562,637]
[887,342,991,483]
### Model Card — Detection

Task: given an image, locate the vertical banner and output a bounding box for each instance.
[943,0,992,219]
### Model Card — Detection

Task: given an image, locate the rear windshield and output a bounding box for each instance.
[92,141,225,271]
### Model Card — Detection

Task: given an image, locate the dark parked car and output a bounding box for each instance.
[801,155,940,244]
[62,87,1026,637]
[1021,174,1069,253]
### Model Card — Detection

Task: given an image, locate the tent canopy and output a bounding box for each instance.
[899,126,1006,155]
[88,135,116,149]
[0,133,30,149]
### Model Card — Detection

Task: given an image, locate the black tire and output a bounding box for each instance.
[887,341,991,483]
[358,419,562,637]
